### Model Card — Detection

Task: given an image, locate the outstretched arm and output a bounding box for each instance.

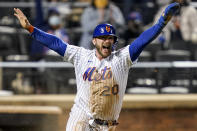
[14,8,67,56]
[129,2,180,62]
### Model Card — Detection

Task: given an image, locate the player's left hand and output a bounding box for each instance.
[159,2,180,25]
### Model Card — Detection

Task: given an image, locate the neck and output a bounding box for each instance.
[96,50,104,60]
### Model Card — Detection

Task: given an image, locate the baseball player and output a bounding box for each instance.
[14,2,180,131]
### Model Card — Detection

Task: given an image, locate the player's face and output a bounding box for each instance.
[93,35,114,59]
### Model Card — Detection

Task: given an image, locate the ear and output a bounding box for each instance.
[92,38,96,45]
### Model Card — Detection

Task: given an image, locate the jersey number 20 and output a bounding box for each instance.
[102,85,119,96]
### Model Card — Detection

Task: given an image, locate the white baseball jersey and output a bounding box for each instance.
[64,44,134,122]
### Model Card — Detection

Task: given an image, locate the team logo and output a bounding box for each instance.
[100,28,105,33]
[83,66,112,81]
[106,26,110,32]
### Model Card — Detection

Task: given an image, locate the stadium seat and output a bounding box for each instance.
[161,86,189,94]
[144,43,161,61]
[155,49,191,93]
[138,51,152,62]
[127,51,158,94]
[126,86,158,94]
[155,49,191,61]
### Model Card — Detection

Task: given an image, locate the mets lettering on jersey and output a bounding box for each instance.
[83,66,112,81]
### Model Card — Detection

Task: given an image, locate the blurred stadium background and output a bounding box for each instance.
[0,0,197,131]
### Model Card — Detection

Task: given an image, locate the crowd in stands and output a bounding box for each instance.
[0,0,196,61]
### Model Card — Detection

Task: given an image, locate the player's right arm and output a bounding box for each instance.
[14,8,67,56]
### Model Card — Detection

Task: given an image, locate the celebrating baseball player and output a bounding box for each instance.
[14,2,180,131]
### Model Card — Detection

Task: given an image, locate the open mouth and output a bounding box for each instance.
[102,45,111,49]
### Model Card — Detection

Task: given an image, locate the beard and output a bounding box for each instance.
[95,42,112,58]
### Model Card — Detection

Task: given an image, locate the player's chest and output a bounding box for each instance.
[81,58,114,82]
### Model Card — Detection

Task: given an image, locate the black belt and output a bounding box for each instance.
[94,119,119,126]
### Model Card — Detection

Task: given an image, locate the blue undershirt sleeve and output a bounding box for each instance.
[129,23,163,62]
[31,27,67,56]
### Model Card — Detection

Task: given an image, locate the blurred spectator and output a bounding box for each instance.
[156,0,171,8]
[31,0,70,60]
[121,0,158,25]
[111,0,134,18]
[122,0,135,18]
[46,0,70,2]
[79,0,125,49]
[11,72,33,94]
[153,0,197,49]
[121,11,144,45]
[140,0,158,25]
[175,0,197,44]
[44,8,70,56]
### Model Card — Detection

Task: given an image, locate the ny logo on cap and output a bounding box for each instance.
[106,26,110,32]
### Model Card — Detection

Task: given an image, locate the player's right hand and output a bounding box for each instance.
[14,8,31,30]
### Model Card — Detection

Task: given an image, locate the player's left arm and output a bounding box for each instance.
[129,2,180,62]
[14,8,67,56]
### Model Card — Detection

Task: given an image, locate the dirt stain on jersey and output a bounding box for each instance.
[74,121,88,131]
[89,68,119,120]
